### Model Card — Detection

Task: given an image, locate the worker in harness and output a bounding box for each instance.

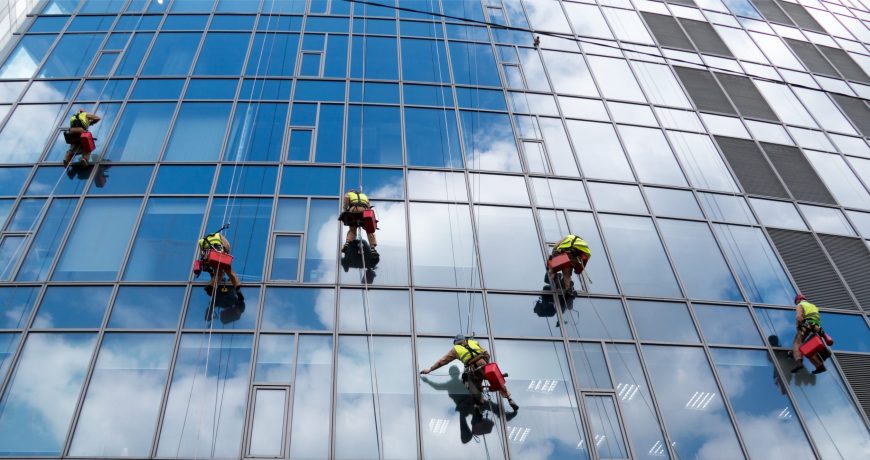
[420,335,519,415]
[549,234,591,296]
[196,230,243,300]
[63,109,101,167]
[340,189,378,259]
[791,294,827,374]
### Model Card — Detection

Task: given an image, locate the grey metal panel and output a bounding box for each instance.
[784,38,839,77]
[752,0,794,25]
[767,229,857,310]
[674,66,737,115]
[715,136,789,198]
[715,73,779,121]
[641,12,694,51]
[761,142,836,205]
[668,0,697,6]
[819,45,870,84]
[832,94,870,138]
[776,0,824,32]
[833,352,870,420]
[679,19,734,57]
[818,235,870,311]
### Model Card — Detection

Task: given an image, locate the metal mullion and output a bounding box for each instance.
[241,278,268,459]
[0,282,49,416]
[581,391,634,460]
[1,194,54,279]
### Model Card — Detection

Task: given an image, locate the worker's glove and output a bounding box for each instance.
[419,368,430,375]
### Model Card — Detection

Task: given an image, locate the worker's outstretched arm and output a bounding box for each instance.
[87,114,101,124]
[420,349,457,374]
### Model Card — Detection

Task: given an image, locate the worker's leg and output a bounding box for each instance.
[63,148,74,167]
[791,326,807,372]
[226,267,241,289]
[499,386,519,411]
[366,229,377,247]
[464,369,485,406]
[560,266,574,290]
[346,225,357,244]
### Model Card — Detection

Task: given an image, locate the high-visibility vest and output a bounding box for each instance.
[346,191,370,208]
[556,234,591,256]
[70,112,90,130]
[198,233,223,251]
[800,300,820,323]
[454,339,485,365]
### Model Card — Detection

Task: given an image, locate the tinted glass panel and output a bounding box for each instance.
[695,304,763,345]
[599,215,681,298]
[108,286,184,329]
[124,198,206,281]
[33,286,111,328]
[288,335,333,459]
[262,287,334,331]
[658,219,742,301]
[163,102,232,161]
[629,300,700,343]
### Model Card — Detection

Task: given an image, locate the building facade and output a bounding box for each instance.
[0,0,868,458]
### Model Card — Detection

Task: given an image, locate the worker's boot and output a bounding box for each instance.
[812,365,827,374]
[473,404,484,417]
[370,246,379,262]
[236,287,244,301]
[508,398,519,411]
[341,242,350,254]
[790,361,805,373]
[204,285,214,296]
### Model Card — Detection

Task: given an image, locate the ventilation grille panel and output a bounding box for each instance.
[716,73,779,121]
[777,1,824,32]
[680,19,733,57]
[715,136,789,198]
[641,12,694,51]
[675,67,736,115]
[761,142,835,205]
[752,0,794,25]
[833,352,870,421]
[768,229,856,310]
[819,235,870,311]
[820,46,870,84]
[832,95,870,138]
[785,38,838,77]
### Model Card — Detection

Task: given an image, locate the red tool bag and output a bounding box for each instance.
[205,250,233,270]
[799,335,825,358]
[362,209,377,234]
[483,362,506,392]
[79,131,96,153]
[547,253,573,272]
[192,259,202,276]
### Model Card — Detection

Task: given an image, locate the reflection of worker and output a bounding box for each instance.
[421,366,516,443]
[791,294,826,374]
[197,232,242,300]
[420,335,518,415]
[549,234,591,295]
[340,190,378,258]
[63,109,100,167]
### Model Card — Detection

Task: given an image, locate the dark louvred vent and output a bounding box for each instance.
[767,229,856,310]
[752,0,794,25]
[761,142,835,205]
[818,235,870,311]
[715,136,789,199]
[833,352,870,420]
[818,46,869,84]
[716,73,779,121]
[641,13,694,51]
[832,95,870,137]
[674,67,737,115]
[777,1,824,32]
[679,19,733,57]
[784,38,838,77]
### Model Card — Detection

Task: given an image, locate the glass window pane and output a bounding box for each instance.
[224,102,287,161]
[0,35,56,78]
[629,300,700,343]
[335,336,417,459]
[15,198,76,282]
[800,204,854,236]
[156,333,253,458]
[0,287,37,329]
[698,192,756,224]
[38,33,104,78]
[0,104,67,164]
[489,293,559,338]
[772,351,870,458]
[695,304,762,345]
[163,102,232,161]
[567,120,634,181]
[668,131,739,192]
[216,165,277,195]
[599,215,681,298]
[304,198,339,283]
[194,32,248,75]
[33,286,112,328]
[339,289,410,333]
[821,313,870,352]
[53,198,142,281]
[288,335,333,459]
[108,286,183,329]
[249,389,286,457]
[141,32,201,75]
[476,206,542,291]
[347,105,403,165]
[541,50,599,97]
[124,198,205,281]
[130,78,185,99]
[413,290,487,336]
[0,333,98,456]
[402,107,461,168]
[401,38,449,83]
[620,125,687,186]
[105,102,176,162]
[255,334,294,383]
[88,165,152,195]
[0,237,24,280]
[204,198,271,281]
[571,342,612,389]
[658,219,743,301]
[588,55,646,103]
[713,224,795,305]
[69,333,174,457]
[460,111,520,172]
[470,174,529,205]
[152,165,215,194]
[643,345,745,459]
[262,287,334,331]
[271,235,300,281]
[565,298,633,340]
[589,182,648,214]
[185,78,238,99]
[749,198,808,231]
[448,42,500,86]
[586,395,630,460]
[410,203,479,288]
[645,188,703,219]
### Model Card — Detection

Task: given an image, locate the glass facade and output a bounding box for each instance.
[0,0,868,458]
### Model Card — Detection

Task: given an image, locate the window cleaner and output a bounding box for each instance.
[420,334,519,415]
[63,109,101,168]
[339,189,379,262]
[791,294,833,374]
[548,234,591,297]
[194,224,243,301]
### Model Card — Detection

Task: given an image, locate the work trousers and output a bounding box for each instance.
[344,205,377,246]
[209,262,241,290]
[64,127,91,164]
[464,360,511,406]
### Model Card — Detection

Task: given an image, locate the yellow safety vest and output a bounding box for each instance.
[198,233,223,251]
[453,339,484,365]
[346,191,370,208]
[556,234,591,256]
[800,300,820,323]
[70,112,90,130]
